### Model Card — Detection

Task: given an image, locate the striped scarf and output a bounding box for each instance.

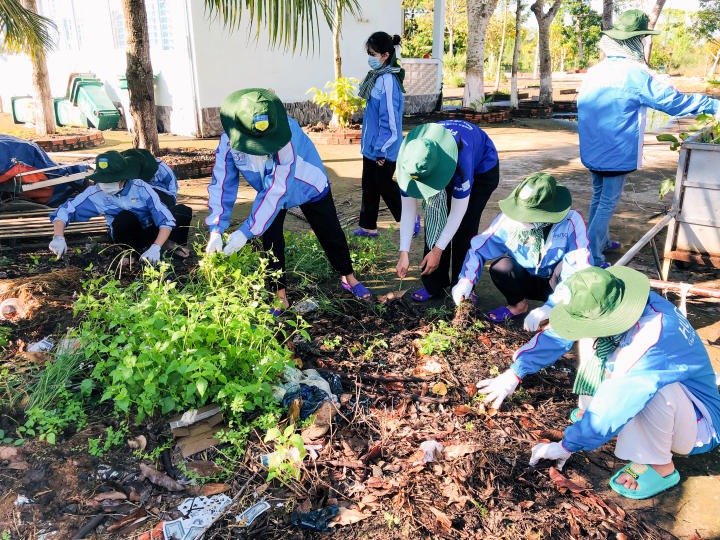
[358,63,405,100]
[422,189,448,250]
[506,222,552,268]
[572,334,623,396]
[599,35,646,64]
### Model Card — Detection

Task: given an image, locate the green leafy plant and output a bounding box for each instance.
[263,424,306,483]
[88,423,128,457]
[307,77,365,128]
[417,321,456,356]
[470,95,494,113]
[383,512,401,529]
[0,326,10,350]
[19,390,87,445]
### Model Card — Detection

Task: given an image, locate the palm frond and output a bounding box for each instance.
[203,0,361,53]
[0,0,56,54]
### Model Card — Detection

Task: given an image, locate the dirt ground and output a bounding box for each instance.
[2,106,720,539]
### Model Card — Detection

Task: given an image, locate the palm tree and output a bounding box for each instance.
[2,0,56,135]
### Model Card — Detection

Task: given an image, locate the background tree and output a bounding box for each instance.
[644,0,666,63]
[1,0,56,135]
[693,0,720,78]
[402,0,434,58]
[559,0,602,70]
[530,0,561,106]
[510,0,524,109]
[122,0,158,153]
[446,0,467,56]
[464,0,499,107]
[493,0,510,91]
[602,0,613,29]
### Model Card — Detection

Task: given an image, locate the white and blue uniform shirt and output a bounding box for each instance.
[509,293,720,455]
[578,57,719,173]
[205,118,329,238]
[459,210,592,305]
[360,72,403,162]
[149,160,178,202]
[438,120,498,198]
[49,179,175,237]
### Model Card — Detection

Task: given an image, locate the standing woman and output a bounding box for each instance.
[355,32,416,238]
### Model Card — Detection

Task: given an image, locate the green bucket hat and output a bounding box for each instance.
[88,150,140,183]
[220,88,291,156]
[121,148,158,182]
[549,266,650,340]
[602,10,660,41]
[498,172,572,224]
[396,123,458,200]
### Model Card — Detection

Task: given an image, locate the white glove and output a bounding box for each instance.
[205,231,224,254]
[529,442,572,470]
[476,369,521,410]
[223,230,249,255]
[523,304,552,332]
[49,236,67,259]
[141,244,161,264]
[451,278,474,306]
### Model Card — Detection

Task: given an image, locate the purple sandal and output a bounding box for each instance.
[411,288,435,302]
[605,241,621,251]
[353,228,379,238]
[341,281,373,300]
[484,305,523,323]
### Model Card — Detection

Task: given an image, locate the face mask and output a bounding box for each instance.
[368,56,383,70]
[98,182,122,195]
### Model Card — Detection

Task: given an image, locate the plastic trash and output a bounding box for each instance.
[290,505,339,532]
[27,336,54,352]
[14,494,33,506]
[94,464,139,483]
[412,440,444,466]
[163,494,232,540]
[293,298,319,315]
[281,384,330,420]
[0,298,26,320]
[235,499,271,526]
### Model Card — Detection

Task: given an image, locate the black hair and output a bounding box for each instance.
[365,32,401,58]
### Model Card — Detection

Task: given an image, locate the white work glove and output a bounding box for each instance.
[523,304,552,332]
[49,236,67,259]
[476,369,521,410]
[223,230,248,255]
[205,231,224,254]
[529,442,572,470]
[451,278,474,306]
[141,244,161,264]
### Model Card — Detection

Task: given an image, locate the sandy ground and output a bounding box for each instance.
[3,105,720,538]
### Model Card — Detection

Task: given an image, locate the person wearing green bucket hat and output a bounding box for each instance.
[395,120,499,302]
[473,265,720,500]
[452,172,592,326]
[578,9,720,268]
[205,89,373,310]
[48,150,183,264]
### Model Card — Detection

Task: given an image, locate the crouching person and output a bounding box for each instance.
[48,151,186,264]
[477,265,720,499]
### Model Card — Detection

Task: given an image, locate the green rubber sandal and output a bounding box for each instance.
[609,463,680,500]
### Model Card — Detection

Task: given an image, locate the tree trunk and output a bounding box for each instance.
[329,5,343,129]
[449,25,454,57]
[575,17,583,69]
[602,0,613,30]
[494,0,509,91]
[530,0,561,106]
[464,0,500,107]
[510,0,523,109]
[22,0,55,135]
[709,48,720,79]
[644,0,666,64]
[122,0,159,153]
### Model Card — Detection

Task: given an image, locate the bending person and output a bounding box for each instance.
[395,121,499,302]
[476,266,720,499]
[205,88,372,309]
[452,173,592,326]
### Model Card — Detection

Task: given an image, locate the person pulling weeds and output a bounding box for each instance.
[48,151,188,264]
[451,173,592,325]
[476,266,720,499]
[395,121,499,302]
[205,88,372,310]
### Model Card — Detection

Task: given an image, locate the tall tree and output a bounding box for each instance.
[494,0,509,91]
[693,0,720,78]
[20,0,55,135]
[445,0,466,56]
[464,0,499,107]
[510,0,524,109]
[644,0,666,63]
[530,0,561,106]
[602,0,612,30]
[122,0,158,153]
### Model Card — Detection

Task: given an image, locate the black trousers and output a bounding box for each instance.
[358,156,402,229]
[111,204,193,254]
[262,188,354,291]
[488,255,555,306]
[421,163,500,296]
[153,189,193,247]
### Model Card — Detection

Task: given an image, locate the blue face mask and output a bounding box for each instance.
[368,56,383,70]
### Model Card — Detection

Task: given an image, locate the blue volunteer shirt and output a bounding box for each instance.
[438,120,498,198]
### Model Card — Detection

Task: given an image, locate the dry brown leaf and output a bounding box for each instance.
[428,506,452,529]
[465,383,478,398]
[413,359,444,376]
[444,443,480,459]
[453,405,474,417]
[92,490,127,502]
[139,463,184,492]
[106,508,148,532]
[331,507,371,526]
[518,500,535,509]
[431,382,448,396]
[199,483,230,496]
[185,460,222,477]
[127,435,147,452]
[548,467,588,494]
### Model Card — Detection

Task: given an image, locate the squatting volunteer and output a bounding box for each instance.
[48,151,183,264]
[476,266,720,499]
[395,121,499,302]
[205,88,372,309]
[578,9,720,267]
[452,173,592,326]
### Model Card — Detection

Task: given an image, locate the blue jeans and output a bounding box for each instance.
[587,172,626,266]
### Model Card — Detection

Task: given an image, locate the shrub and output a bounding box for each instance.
[307,78,365,128]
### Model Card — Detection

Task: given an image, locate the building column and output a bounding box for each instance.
[432,0,445,60]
